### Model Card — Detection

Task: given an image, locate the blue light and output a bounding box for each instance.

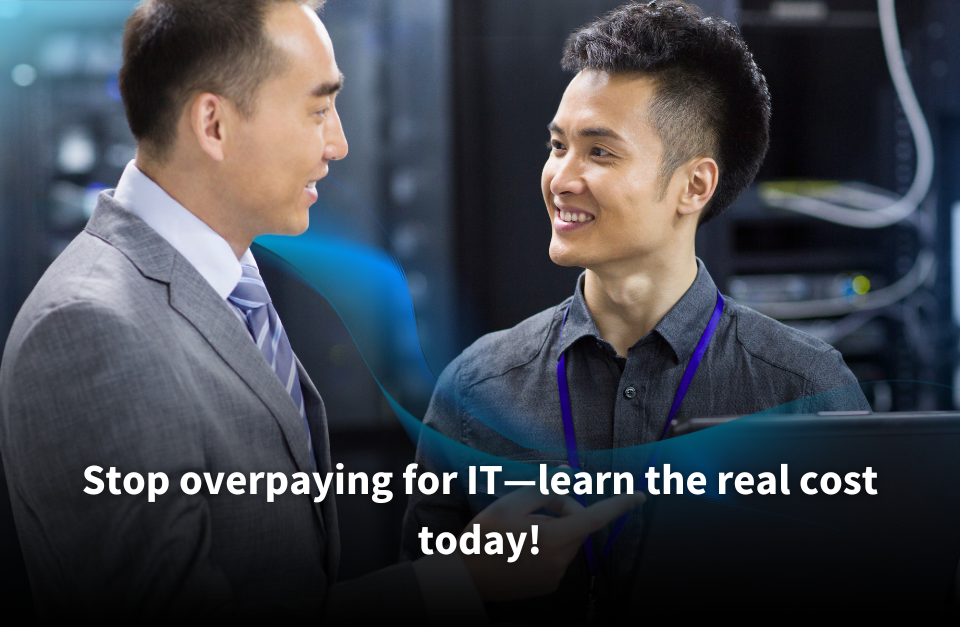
[0,2,24,20]
[841,278,856,298]
[104,76,121,102]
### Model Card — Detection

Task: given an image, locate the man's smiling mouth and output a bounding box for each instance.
[557,210,595,223]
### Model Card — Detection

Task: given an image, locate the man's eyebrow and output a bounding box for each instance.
[578,127,623,140]
[547,122,623,141]
[311,73,345,98]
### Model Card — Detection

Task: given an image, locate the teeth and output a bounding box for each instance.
[306,181,317,189]
[558,210,594,223]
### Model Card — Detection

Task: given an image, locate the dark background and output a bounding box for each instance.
[1,0,959,620]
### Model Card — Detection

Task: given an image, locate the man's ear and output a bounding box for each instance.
[188,93,228,162]
[677,157,719,217]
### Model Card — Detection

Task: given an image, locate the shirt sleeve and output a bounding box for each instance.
[400,359,476,562]
[803,347,872,412]
[397,359,491,622]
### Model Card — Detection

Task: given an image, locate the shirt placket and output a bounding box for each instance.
[611,336,680,599]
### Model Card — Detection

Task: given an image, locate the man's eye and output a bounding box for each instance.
[591,147,611,157]
[316,109,329,119]
[547,140,566,151]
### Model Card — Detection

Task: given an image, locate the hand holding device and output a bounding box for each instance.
[461,487,645,601]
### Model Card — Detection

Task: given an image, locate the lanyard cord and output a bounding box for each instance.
[556,290,725,579]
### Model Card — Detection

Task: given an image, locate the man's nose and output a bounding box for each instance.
[325,108,349,161]
[549,155,586,197]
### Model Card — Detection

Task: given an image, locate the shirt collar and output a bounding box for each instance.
[113,160,254,300]
[558,258,720,363]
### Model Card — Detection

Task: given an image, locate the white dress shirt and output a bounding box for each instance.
[113,160,254,302]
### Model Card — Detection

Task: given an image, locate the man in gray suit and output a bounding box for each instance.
[0,0,641,621]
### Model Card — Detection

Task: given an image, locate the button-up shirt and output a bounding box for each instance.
[401,259,869,622]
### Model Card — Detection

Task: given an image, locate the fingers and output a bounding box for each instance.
[480,486,582,519]
[552,492,646,538]
[473,485,644,542]
[539,495,584,517]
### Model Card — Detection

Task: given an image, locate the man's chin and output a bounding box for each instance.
[269,215,310,238]
[291,218,310,236]
[291,205,312,234]
[548,243,585,268]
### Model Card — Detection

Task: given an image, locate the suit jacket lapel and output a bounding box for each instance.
[167,252,323,481]
[87,193,319,480]
[298,358,339,580]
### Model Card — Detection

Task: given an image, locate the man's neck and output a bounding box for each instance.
[135,155,252,259]
[583,252,699,358]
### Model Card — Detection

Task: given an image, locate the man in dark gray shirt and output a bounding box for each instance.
[402,1,869,622]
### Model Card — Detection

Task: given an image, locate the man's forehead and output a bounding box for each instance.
[551,70,657,136]
[266,3,336,67]
[568,68,656,97]
[304,6,335,51]
[264,3,341,95]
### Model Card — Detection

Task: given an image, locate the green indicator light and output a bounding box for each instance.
[852,275,870,295]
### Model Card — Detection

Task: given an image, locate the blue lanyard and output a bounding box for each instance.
[556,289,724,580]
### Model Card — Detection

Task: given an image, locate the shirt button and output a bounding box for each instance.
[624,387,637,399]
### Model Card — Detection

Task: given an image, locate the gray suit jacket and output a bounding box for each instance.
[0,192,421,621]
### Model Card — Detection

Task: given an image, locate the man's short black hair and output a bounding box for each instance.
[562,0,771,224]
[119,0,324,162]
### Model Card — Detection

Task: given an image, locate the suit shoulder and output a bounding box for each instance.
[4,233,165,363]
[726,297,846,382]
[440,300,564,390]
[5,290,146,365]
[18,231,162,321]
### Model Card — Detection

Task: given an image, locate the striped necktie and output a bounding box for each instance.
[228,263,313,463]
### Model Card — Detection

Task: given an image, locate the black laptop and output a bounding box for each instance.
[627,411,960,624]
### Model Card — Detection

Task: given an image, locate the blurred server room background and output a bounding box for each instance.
[0,0,958,620]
